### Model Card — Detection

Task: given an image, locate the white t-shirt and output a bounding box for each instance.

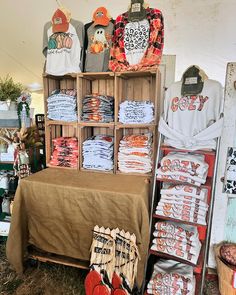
[163,79,223,150]
[124,19,149,66]
[161,184,208,201]
[45,23,82,75]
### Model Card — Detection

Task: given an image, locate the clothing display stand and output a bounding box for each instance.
[28,69,162,281]
[44,70,161,176]
[143,131,222,294]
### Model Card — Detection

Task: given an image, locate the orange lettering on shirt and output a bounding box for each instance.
[189,95,197,110]
[171,97,179,112]
[198,96,209,111]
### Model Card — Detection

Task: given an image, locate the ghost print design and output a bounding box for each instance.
[90,28,110,54]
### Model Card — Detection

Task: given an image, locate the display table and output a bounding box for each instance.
[6,168,150,287]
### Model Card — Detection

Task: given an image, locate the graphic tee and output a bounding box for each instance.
[124,19,149,66]
[147,259,195,295]
[161,79,223,150]
[84,22,114,72]
[43,19,84,75]
[156,152,209,186]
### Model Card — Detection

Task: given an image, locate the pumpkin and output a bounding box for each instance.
[85,270,102,295]
[90,42,104,54]
[56,34,63,49]
[63,36,73,49]
[48,39,57,50]
[92,283,110,295]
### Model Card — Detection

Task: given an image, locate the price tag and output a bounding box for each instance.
[185,77,198,85]
[233,271,236,289]
[131,3,141,12]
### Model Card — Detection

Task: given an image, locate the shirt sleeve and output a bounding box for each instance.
[42,21,51,57]
[83,22,93,72]
[71,19,85,71]
[163,86,171,121]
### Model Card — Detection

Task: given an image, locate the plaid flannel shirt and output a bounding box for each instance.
[109,7,164,72]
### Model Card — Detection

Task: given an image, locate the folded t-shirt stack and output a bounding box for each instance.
[47,89,77,122]
[151,221,201,265]
[119,101,154,124]
[82,94,114,123]
[147,259,196,295]
[157,152,209,186]
[82,135,114,171]
[118,133,153,174]
[50,137,78,168]
[155,184,209,225]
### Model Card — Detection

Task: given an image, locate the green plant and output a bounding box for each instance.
[0,75,23,102]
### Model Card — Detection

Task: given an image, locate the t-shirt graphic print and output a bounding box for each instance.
[124,19,149,66]
[46,23,81,75]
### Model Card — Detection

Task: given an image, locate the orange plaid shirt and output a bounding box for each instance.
[109,7,164,72]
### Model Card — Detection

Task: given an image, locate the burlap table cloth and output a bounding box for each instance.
[6,168,150,287]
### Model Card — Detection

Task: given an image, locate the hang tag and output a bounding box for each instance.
[185,77,198,85]
[131,3,141,12]
[233,271,236,289]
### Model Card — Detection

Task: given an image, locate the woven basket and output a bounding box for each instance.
[215,244,236,295]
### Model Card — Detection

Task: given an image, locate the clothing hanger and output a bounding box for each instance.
[128,0,147,22]
[55,0,62,7]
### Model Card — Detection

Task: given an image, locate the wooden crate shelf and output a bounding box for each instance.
[78,72,114,79]
[79,122,115,128]
[115,69,159,78]
[43,71,161,173]
[78,73,115,124]
[46,120,77,126]
[79,125,115,173]
[115,70,160,124]
[115,126,157,176]
[45,123,78,169]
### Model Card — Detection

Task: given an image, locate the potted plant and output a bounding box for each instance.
[0,75,23,111]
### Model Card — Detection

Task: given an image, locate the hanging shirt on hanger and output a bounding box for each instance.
[109,7,164,72]
[159,78,223,150]
[43,9,84,76]
[83,7,114,72]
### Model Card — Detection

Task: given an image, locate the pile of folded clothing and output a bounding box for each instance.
[147,259,196,295]
[119,101,154,124]
[47,89,77,122]
[118,133,153,174]
[50,137,78,168]
[151,221,201,265]
[82,94,114,123]
[157,152,209,186]
[155,184,209,225]
[82,135,114,171]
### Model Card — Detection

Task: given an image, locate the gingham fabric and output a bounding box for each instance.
[109,7,164,72]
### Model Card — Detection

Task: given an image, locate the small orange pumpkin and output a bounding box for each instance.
[63,36,73,48]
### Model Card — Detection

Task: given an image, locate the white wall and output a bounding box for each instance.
[31,93,44,115]
[77,0,236,85]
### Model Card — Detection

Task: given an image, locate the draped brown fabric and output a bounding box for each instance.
[6,168,150,287]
